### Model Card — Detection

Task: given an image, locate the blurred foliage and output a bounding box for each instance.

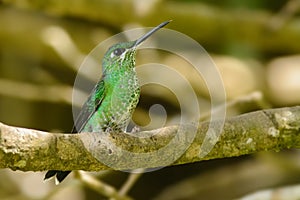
[0,0,300,199]
[187,0,286,10]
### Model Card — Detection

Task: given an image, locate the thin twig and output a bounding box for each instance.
[118,169,145,197]
[74,171,133,200]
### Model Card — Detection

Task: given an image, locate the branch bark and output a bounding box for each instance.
[0,106,300,172]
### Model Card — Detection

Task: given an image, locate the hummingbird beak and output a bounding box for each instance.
[134,20,171,47]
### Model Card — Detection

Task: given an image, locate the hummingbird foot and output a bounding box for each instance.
[131,125,141,133]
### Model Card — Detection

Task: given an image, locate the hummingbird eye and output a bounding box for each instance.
[113,48,126,56]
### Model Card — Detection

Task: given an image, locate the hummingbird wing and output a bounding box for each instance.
[44,78,106,184]
[71,78,106,133]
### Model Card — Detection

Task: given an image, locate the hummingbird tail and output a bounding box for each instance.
[44,170,71,184]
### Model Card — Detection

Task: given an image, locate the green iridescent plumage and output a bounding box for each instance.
[44,21,171,184]
[75,41,140,133]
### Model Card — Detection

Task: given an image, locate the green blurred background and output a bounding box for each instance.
[1,0,300,199]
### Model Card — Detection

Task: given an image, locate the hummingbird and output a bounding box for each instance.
[44,21,171,184]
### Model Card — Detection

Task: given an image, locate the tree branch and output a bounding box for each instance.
[0,106,300,172]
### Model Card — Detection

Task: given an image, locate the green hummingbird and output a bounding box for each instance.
[44,21,171,184]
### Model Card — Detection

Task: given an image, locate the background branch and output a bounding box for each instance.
[0,106,299,172]
[2,1,300,55]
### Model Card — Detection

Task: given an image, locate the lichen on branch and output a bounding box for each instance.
[0,106,299,172]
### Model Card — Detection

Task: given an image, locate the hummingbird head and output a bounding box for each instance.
[102,20,171,75]
[102,40,136,75]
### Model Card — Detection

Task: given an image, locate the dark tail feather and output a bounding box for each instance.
[44,170,72,184]
[44,170,57,180]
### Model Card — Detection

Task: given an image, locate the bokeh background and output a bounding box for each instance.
[1,0,300,199]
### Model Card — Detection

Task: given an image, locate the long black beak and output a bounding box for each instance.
[134,20,171,47]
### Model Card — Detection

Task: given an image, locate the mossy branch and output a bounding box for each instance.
[0,106,300,172]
